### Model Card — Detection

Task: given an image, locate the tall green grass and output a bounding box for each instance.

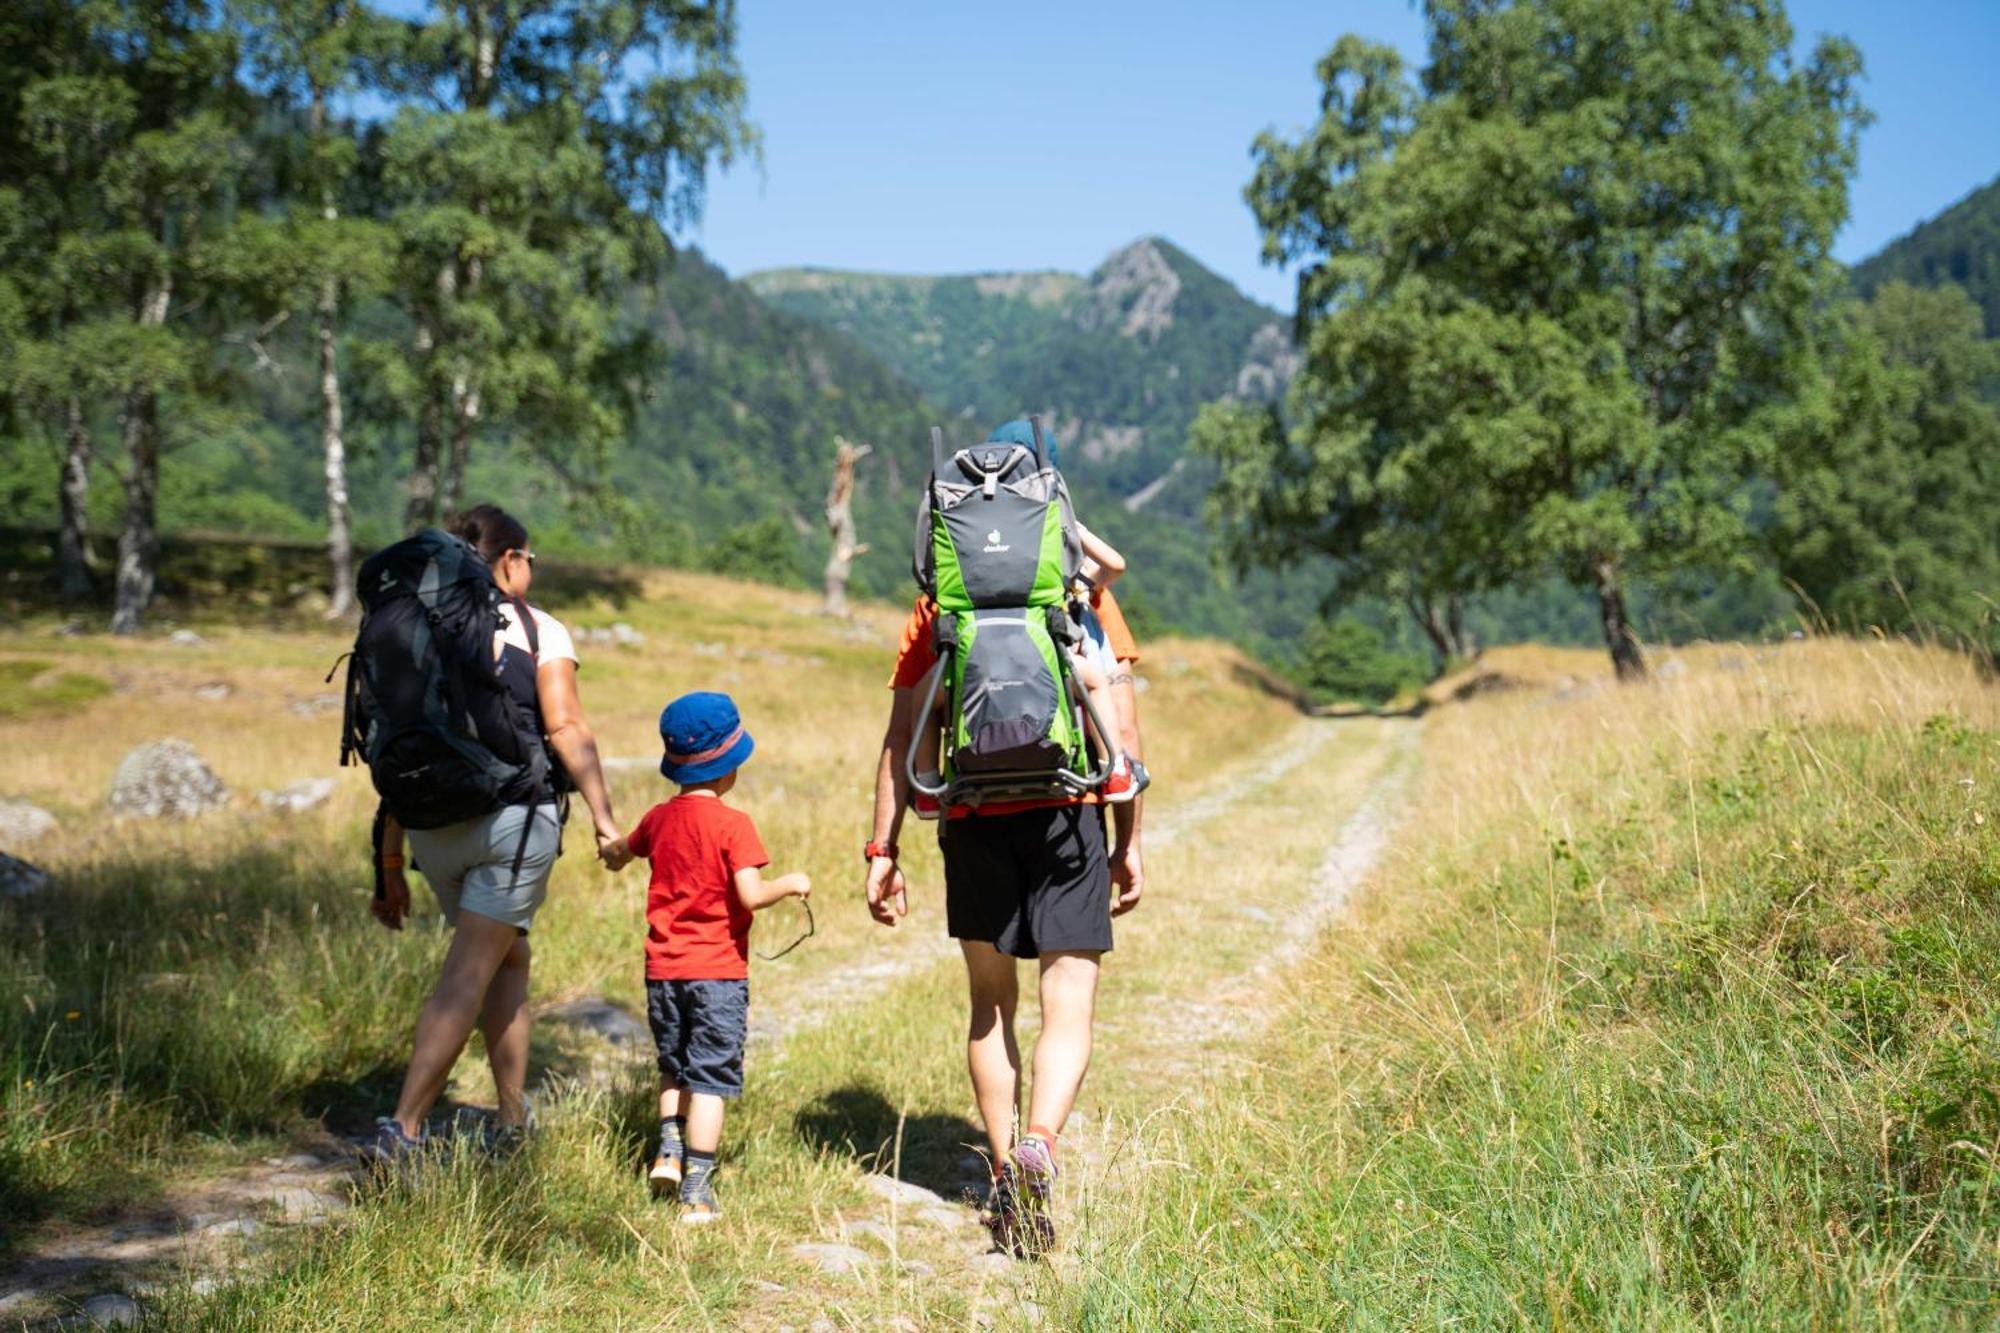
[1062,648,2000,1328]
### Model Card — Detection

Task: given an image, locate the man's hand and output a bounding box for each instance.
[371,869,411,931]
[1111,840,1144,917]
[865,855,907,926]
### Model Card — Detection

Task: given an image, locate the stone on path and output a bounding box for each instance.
[76,1293,141,1326]
[107,740,228,818]
[193,682,233,701]
[914,1205,972,1230]
[539,996,649,1048]
[840,1217,895,1245]
[258,778,336,814]
[0,798,59,845]
[168,629,205,647]
[287,693,342,716]
[966,1252,1016,1276]
[748,1279,786,1295]
[0,851,56,898]
[862,1174,945,1208]
[790,1241,874,1275]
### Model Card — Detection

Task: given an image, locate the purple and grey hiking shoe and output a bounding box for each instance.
[1009,1134,1058,1256]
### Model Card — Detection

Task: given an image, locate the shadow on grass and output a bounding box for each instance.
[792,1085,983,1199]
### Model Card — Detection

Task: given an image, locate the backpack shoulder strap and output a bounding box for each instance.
[510,596,540,658]
[1028,414,1050,467]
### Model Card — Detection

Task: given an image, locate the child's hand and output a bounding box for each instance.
[791,873,812,901]
[597,836,633,872]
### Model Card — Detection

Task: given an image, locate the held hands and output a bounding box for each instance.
[865,855,907,926]
[596,828,633,872]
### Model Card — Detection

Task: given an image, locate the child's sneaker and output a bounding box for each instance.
[1101,755,1138,804]
[648,1150,684,1199]
[679,1175,722,1225]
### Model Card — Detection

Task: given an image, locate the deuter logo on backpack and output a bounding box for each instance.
[983,528,1010,553]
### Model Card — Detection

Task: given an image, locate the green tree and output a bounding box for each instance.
[371,0,755,531]
[1771,281,2000,655]
[232,0,394,615]
[1296,615,1426,706]
[0,3,139,599]
[1202,1,1866,678]
[2,1,252,632]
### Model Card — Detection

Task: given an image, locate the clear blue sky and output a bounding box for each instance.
[684,0,2000,311]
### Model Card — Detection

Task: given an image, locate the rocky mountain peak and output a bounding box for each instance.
[1079,238,1182,342]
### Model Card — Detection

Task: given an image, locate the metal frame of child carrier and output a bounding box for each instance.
[905,417,1124,810]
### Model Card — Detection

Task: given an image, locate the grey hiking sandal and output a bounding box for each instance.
[367,1116,428,1166]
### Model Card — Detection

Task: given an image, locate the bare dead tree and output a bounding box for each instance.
[823,435,872,616]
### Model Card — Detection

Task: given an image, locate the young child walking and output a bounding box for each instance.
[602,691,809,1223]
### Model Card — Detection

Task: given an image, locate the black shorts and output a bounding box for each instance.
[941,803,1112,960]
[645,978,748,1099]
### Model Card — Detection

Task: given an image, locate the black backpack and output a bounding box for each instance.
[337,529,549,829]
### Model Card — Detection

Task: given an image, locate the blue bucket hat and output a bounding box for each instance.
[989,417,1058,468]
[658,691,755,784]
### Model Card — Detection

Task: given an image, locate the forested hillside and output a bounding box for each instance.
[1852,175,2000,337]
[0,249,935,605]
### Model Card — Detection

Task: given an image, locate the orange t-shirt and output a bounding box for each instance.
[888,589,1142,818]
[627,795,769,980]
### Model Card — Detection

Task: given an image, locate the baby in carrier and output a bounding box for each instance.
[911,507,1139,817]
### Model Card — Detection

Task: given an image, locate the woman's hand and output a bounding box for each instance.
[372,868,411,931]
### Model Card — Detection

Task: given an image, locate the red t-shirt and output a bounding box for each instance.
[888,590,1142,819]
[627,795,770,981]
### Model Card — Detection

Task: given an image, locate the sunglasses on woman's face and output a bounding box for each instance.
[510,549,537,568]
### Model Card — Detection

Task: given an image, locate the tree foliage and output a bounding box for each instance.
[1200,0,1868,679]
[1771,281,2000,654]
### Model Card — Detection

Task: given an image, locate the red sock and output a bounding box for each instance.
[1027,1124,1059,1156]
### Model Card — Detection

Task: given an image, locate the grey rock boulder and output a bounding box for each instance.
[790,1241,874,1275]
[0,797,58,845]
[258,778,336,814]
[76,1293,141,1326]
[862,1173,945,1207]
[167,629,205,647]
[539,996,649,1048]
[108,739,228,818]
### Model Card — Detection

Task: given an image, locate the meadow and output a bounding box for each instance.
[4,571,1997,1328]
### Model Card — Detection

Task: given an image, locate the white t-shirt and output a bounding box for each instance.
[496,601,577,667]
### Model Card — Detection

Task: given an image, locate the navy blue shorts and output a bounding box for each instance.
[644,978,748,1099]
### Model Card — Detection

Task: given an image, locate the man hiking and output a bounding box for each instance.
[863,418,1145,1257]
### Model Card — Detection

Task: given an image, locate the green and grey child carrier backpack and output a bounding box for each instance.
[907,416,1120,808]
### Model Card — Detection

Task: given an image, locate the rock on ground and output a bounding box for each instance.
[76,1293,141,1326]
[0,851,56,898]
[862,1174,945,1208]
[790,1242,874,1275]
[107,740,228,818]
[258,778,336,814]
[168,629,205,647]
[0,798,58,845]
[538,996,649,1048]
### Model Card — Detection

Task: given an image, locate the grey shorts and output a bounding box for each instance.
[406,802,561,933]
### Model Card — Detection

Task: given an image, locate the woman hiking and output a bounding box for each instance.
[368,503,622,1156]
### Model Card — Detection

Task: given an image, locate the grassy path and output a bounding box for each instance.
[722,716,1418,1330]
